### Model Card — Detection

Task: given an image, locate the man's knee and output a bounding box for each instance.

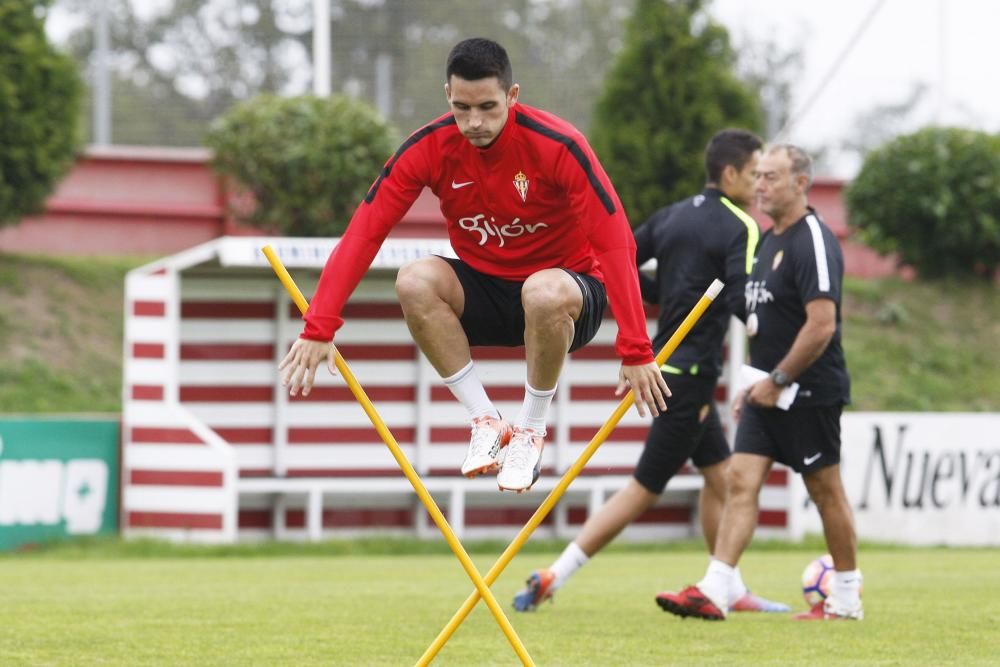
[521,271,579,320]
[624,477,660,506]
[396,259,455,309]
[700,460,729,499]
[725,462,765,501]
[395,260,431,301]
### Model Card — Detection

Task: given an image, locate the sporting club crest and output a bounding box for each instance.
[772,250,784,270]
[513,170,529,202]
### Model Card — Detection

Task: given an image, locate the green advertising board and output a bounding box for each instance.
[0,418,120,550]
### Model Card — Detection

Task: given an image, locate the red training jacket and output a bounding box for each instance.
[302,103,653,365]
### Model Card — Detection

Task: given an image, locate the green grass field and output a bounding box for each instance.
[2,542,998,665]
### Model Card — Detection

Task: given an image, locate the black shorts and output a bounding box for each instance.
[734,404,843,474]
[440,256,607,352]
[633,374,731,494]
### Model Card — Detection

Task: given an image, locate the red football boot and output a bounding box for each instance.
[655,585,726,620]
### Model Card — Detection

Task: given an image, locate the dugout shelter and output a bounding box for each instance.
[121,236,800,543]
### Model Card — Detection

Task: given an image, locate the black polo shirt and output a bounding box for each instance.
[744,207,851,406]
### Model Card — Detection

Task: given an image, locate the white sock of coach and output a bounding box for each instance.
[443,361,499,421]
[831,569,863,608]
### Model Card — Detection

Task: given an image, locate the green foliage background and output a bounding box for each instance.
[0,1,81,226]
[590,0,763,226]
[204,94,396,237]
[846,126,1000,280]
[3,254,997,414]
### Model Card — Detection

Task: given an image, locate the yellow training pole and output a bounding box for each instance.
[262,245,535,667]
[418,278,725,666]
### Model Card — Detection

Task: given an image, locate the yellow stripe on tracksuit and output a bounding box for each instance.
[719,196,760,274]
[659,198,757,376]
[660,362,699,375]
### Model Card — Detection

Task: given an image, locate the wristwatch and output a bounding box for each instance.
[770,368,792,387]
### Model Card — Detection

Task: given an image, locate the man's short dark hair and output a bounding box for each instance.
[705,129,764,183]
[446,38,513,90]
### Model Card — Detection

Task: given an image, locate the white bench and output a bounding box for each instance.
[237,473,704,541]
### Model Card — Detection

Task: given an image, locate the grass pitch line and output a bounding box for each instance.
[418,278,724,666]
[262,245,536,666]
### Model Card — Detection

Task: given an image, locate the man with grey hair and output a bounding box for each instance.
[656,144,862,621]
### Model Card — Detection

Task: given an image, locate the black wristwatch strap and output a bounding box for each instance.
[770,369,791,387]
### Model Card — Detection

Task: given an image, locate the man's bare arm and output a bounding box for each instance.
[747,298,836,407]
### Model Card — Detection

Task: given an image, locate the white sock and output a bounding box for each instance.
[729,566,749,605]
[549,541,589,590]
[831,569,862,608]
[443,361,498,421]
[697,558,735,613]
[515,382,556,435]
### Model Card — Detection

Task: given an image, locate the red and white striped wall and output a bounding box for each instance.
[122,237,796,543]
[123,243,240,542]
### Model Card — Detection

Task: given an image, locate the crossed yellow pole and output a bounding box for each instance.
[417,277,724,665]
[264,243,722,664]
[262,245,534,665]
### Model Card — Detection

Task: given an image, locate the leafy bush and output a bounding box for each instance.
[589,0,762,225]
[846,127,1000,280]
[205,94,396,237]
[0,2,82,226]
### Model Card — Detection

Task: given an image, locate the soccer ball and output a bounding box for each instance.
[801,554,835,606]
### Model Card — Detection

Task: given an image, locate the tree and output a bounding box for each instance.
[0,1,81,226]
[732,33,803,141]
[846,127,1000,280]
[204,94,396,237]
[589,0,763,225]
[54,0,634,146]
[58,0,313,146]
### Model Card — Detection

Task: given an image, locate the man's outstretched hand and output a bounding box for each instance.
[279,338,337,397]
[616,362,671,418]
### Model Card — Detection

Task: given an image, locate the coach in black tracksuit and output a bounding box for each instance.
[632,170,760,502]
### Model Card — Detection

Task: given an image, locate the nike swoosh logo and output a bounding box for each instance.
[451,180,474,189]
[803,452,822,465]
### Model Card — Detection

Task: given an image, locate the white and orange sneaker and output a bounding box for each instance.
[460,416,513,478]
[512,569,557,611]
[497,427,544,492]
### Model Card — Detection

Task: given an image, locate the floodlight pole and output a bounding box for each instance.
[92,0,111,145]
[313,0,331,97]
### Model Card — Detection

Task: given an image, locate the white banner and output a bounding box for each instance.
[217,237,457,269]
[795,413,1000,545]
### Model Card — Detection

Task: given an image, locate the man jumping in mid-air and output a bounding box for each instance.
[279,37,669,493]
